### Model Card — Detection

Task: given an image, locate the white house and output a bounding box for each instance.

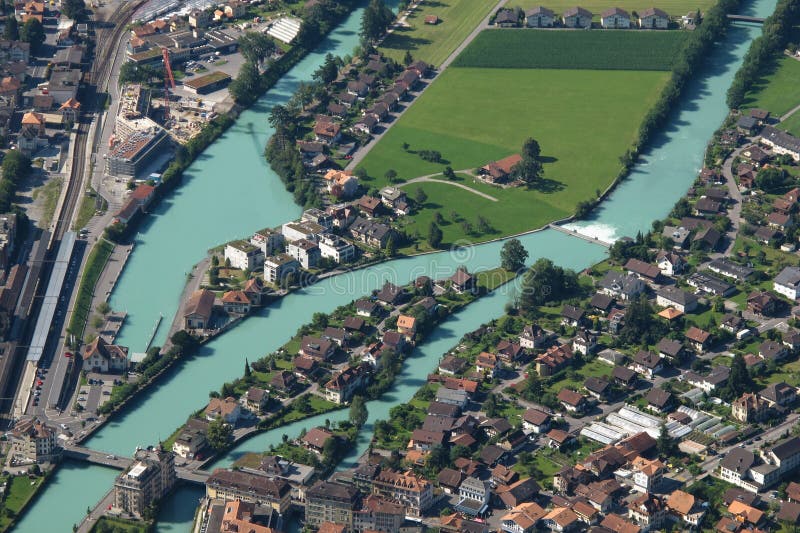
[639,7,669,28]
[224,240,263,271]
[318,235,356,263]
[774,266,800,300]
[601,7,630,28]
[287,239,321,269]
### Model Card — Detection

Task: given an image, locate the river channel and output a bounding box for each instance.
[15,0,778,528]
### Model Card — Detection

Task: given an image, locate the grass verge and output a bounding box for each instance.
[68,239,115,340]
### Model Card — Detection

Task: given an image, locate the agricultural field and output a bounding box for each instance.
[378,0,496,67]
[742,55,800,117]
[358,66,669,248]
[514,0,714,18]
[452,29,690,70]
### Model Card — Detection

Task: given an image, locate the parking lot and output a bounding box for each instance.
[76,373,119,414]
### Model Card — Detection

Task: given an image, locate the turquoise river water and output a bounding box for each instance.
[15,0,778,528]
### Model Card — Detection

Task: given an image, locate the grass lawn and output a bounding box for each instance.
[90,516,147,533]
[0,476,44,530]
[546,359,613,394]
[379,0,496,67]
[779,109,800,136]
[359,67,668,248]
[742,55,800,116]
[515,0,714,17]
[453,29,689,70]
[476,267,517,291]
[32,177,63,230]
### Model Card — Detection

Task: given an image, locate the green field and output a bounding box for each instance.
[779,111,800,136]
[515,0,714,17]
[379,0,496,67]
[358,67,668,247]
[453,29,690,70]
[742,55,800,116]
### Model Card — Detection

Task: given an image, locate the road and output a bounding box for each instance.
[716,143,746,258]
[399,174,499,201]
[346,0,511,171]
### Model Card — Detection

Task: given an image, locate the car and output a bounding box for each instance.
[60,423,68,429]
[64,352,72,358]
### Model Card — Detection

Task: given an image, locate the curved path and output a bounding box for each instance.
[399,172,499,201]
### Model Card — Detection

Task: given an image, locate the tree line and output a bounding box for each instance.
[727,0,800,108]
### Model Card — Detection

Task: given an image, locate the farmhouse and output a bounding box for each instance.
[479,154,522,184]
[525,6,554,27]
[601,7,631,28]
[639,7,669,28]
[562,6,592,27]
[495,9,519,27]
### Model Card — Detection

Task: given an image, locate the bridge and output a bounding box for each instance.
[548,224,613,248]
[63,445,211,484]
[727,14,766,22]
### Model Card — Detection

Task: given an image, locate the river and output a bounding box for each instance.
[14,0,777,529]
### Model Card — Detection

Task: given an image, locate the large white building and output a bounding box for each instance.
[224,240,264,271]
[319,235,356,263]
[774,266,800,300]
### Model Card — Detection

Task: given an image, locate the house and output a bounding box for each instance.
[302,427,334,453]
[542,507,579,532]
[759,339,788,361]
[761,125,800,161]
[172,419,208,459]
[349,217,394,248]
[522,409,551,434]
[494,8,518,27]
[747,290,779,316]
[639,7,669,28]
[631,456,665,492]
[695,197,721,215]
[737,115,759,135]
[501,502,546,533]
[666,490,705,527]
[81,335,128,374]
[624,258,661,282]
[686,327,711,353]
[631,351,663,379]
[557,389,587,413]
[525,6,555,27]
[687,271,733,296]
[250,228,285,258]
[436,387,469,408]
[628,493,668,531]
[601,7,631,28]
[497,340,524,363]
[709,258,754,281]
[573,329,597,355]
[9,418,58,464]
[535,344,574,377]
[323,169,359,199]
[221,290,251,315]
[184,289,215,330]
[353,115,378,135]
[325,364,371,404]
[314,120,342,144]
[598,271,645,301]
[656,286,698,313]
[719,313,746,334]
[656,338,683,361]
[775,266,800,300]
[270,370,297,394]
[584,376,611,401]
[732,392,768,423]
[476,352,499,377]
[300,336,335,361]
[244,387,269,413]
[759,382,797,407]
[598,348,625,366]
[645,388,673,413]
[205,397,241,424]
[693,225,721,250]
[264,254,300,285]
[655,251,685,276]
[293,355,318,378]
[561,304,586,327]
[355,299,379,317]
[520,324,548,349]
[612,366,638,388]
[563,6,592,27]
[376,282,406,305]
[662,225,691,248]
[600,514,640,533]
[319,235,356,264]
[242,278,264,307]
[479,154,522,184]
[589,292,615,313]
[685,366,730,393]
[448,269,477,294]
[439,355,467,376]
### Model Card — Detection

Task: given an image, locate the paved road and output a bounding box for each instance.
[346,0,511,171]
[399,174,499,201]
[719,145,745,257]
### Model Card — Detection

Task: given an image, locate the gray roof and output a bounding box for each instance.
[775,266,800,288]
[526,5,554,16]
[656,338,683,356]
[687,271,733,296]
[719,447,755,475]
[656,286,698,307]
[737,116,758,130]
[770,436,800,461]
[598,271,644,296]
[762,126,800,154]
[709,258,754,279]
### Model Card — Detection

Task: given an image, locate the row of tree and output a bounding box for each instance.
[727,0,800,108]
[4,16,45,54]
[0,151,31,214]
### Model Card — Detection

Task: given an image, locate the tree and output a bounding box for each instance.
[20,18,45,54]
[500,239,528,272]
[311,312,329,329]
[244,358,251,378]
[385,234,396,257]
[522,137,541,160]
[619,294,666,346]
[415,187,428,205]
[239,31,276,64]
[360,0,394,43]
[62,0,86,20]
[384,169,397,183]
[349,395,368,428]
[207,417,233,450]
[313,53,339,84]
[4,16,18,40]
[443,166,456,180]
[484,392,499,417]
[657,423,675,456]
[518,258,579,313]
[724,353,754,400]
[403,50,413,66]
[512,157,543,185]
[428,222,443,248]
[229,61,262,106]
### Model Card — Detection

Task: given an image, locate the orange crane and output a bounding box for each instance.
[162,48,176,120]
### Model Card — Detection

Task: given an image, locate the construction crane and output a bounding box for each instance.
[161,48,176,121]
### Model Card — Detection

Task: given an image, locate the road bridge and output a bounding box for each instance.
[727,14,765,22]
[63,445,211,484]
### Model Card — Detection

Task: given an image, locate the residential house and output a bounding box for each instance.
[319,235,356,263]
[204,397,241,424]
[497,340,524,363]
[519,324,548,349]
[501,502,546,533]
[244,387,269,414]
[563,6,592,27]
[656,286,698,313]
[645,388,673,413]
[476,352,499,377]
[494,9,519,27]
[631,457,665,493]
[561,305,586,327]
[656,338,683,362]
[573,329,597,355]
[613,366,638,388]
[775,266,800,300]
[224,240,263,271]
[631,351,663,379]
[221,290,251,315]
[9,418,58,464]
[325,364,371,404]
[525,6,555,26]
[584,376,611,401]
[535,344,574,377]
[666,490,705,527]
[372,469,433,517]
[82,336,128,373]
[598,271,645,301]
[685,366,730,393]
[686,326,711,353]
[287,239,321,269]
[439,355,467,376]
[687,271,733,296]
[601,7,631,27]
[627,493,668,531]
[656,251,685,276]
[759,382,797,407]
[270,371,297,393]
[557,389,587,413]
[522,409,551,434]
[301,336,335,361]
[761,126,800,161]
[709,258,754,281]
[542,507,579,532]
[639,7,669,28]
[759,339,788,361]
[314,120,342,144]
[183,289,215,330]
[747,290,780,316]
[302,427,334,454]
[448,269,477,294]
[732,392,768,423]
[479,154,522,183]
[349,217,394,248]
[250,228,285,258]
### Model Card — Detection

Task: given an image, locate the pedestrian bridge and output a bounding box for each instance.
[727,14,765,22]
